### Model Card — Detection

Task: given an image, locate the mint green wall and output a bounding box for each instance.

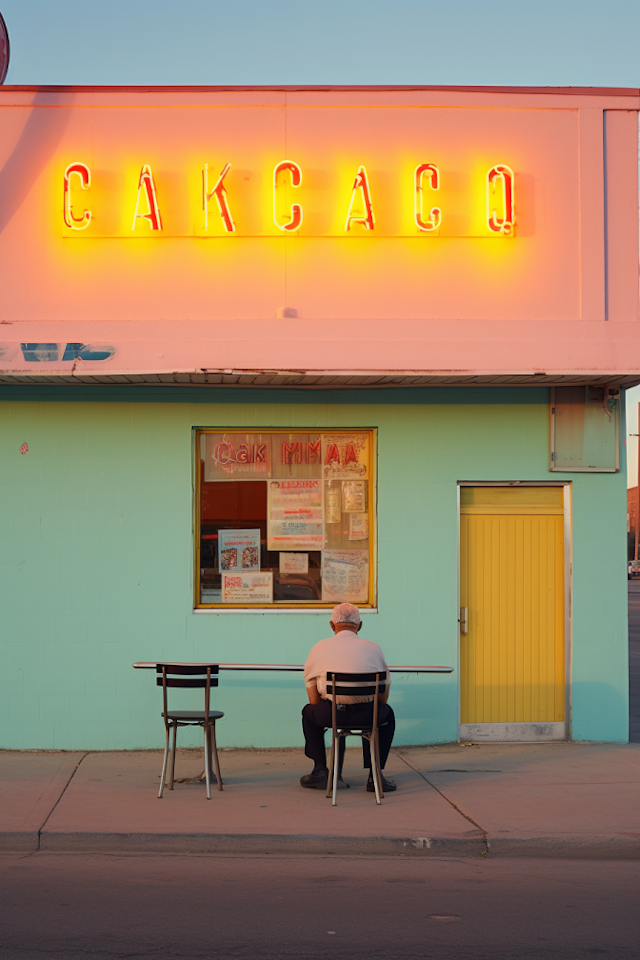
[0,386,629,749]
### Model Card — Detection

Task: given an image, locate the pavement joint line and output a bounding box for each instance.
[36,752,89,851]
[394,750,490,850]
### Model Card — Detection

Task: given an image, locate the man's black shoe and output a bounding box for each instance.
[300,770,328,788]
[367,772,396,792]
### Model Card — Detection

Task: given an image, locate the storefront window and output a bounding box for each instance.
[195,429,376,608]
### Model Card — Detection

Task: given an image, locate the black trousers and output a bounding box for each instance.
[302,700,395,771]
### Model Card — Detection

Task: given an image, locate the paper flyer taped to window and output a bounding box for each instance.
[267,479,324,551]
[218,529,261,571]
[321,550,369,603]
[321,433,370,480]
[342,480,365,513]
[325,482,342,523]
[222,571,273,603]
[349,513,369,540]
[279,552,309,574]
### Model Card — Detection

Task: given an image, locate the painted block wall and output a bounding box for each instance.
[0,386,629,750]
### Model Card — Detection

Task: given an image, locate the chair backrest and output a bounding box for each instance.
[325,671,387,699]
[156,664,219,723]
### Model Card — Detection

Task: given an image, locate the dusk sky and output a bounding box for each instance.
[2,0,639,480]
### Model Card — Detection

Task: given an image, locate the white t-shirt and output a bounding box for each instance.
[304,630,390,704]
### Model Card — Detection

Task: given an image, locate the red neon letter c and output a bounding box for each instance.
[273,161,303,232]
[64,162,92,230]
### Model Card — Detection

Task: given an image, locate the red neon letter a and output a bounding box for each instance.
[132,164,162,231]
[344,166,375,232]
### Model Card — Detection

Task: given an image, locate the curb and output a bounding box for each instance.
[38,832,486,856]
[1,831,629,858]
[0,832,39,853]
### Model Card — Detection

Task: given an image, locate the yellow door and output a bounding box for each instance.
[460,487,566,729]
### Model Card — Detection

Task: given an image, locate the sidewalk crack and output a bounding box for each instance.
[395,751,489,849]
[36,752,89,851]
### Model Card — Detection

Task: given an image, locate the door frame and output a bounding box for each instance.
[456,481,573,742]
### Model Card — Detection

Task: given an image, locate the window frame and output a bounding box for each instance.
[194,427,377,611]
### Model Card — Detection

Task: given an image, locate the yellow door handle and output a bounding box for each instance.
[459,607,468,634]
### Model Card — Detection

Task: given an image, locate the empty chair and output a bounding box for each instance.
[325,671,387,806]
[156,663,224,800]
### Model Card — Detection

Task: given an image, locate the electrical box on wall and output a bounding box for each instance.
[550,386,620,472]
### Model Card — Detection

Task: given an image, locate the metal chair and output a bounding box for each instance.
[325,671,387,806]
[156,663,224,800]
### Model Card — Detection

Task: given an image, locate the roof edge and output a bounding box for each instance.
[1,84,639,97]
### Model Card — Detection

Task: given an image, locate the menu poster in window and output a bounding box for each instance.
[271,434,322,480]
[321,433,369,480]
[218,529,261,572]
[222,571,273,604]
[279,552,309,574]
[342,480,365,513]
[204,433,271,480]
[325,481,342,523]
[321,550,369,603]
[349,513,369,541]
[268,479,324,551]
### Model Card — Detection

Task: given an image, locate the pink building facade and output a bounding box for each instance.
[0,86,638,749]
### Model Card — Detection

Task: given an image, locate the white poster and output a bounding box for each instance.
[279,553,310,574]
[268,479,324,551]
[349,513,369,541]
[342,480,366,513]
[222,571,273,604]
[321,550,369,603]
[325,482,342,523]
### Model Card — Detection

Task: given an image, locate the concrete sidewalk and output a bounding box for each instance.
[1,743,639,858]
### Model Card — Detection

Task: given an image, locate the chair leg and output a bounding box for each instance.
[203,725,212,800]
[375,731,385,800]
[158,726,170,799]
[326,727,335,799]
[210,721,223,791]
[169,723,178,790]
[371,731,382,805]
[331,734,340,806]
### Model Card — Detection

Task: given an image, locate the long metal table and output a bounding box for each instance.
[133,662,453,673]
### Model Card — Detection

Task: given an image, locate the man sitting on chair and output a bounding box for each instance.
[300,602,396,792]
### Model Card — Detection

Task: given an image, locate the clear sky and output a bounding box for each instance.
[2,0,639,88]
[1,0,639,480]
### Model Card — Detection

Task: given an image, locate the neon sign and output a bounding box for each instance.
[281,439,321,464]
[132,164,162,232]
[213,441,268,465]
[486,164,515,235]
[203,162,235,232]
[344,166,375,232]
[62,161,517,238]
[273,161,303,232]
[414,163,441,232]
[63,162,92,230]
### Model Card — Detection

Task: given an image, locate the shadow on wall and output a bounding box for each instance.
[0,90,74,235]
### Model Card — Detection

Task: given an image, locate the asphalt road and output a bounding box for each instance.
[629,582,640,742]
[1,853,639,960]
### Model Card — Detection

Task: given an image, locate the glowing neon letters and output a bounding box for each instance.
[63,162,92,230]
[203,162,235,232]
[273,161,303,232]
[63,159,517,237]
[487,164,515,235]
[132,164,162,232]
[414,163,441,232]
[344,166,375,232]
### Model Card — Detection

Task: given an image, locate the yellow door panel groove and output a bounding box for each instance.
[460,488,565,725]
